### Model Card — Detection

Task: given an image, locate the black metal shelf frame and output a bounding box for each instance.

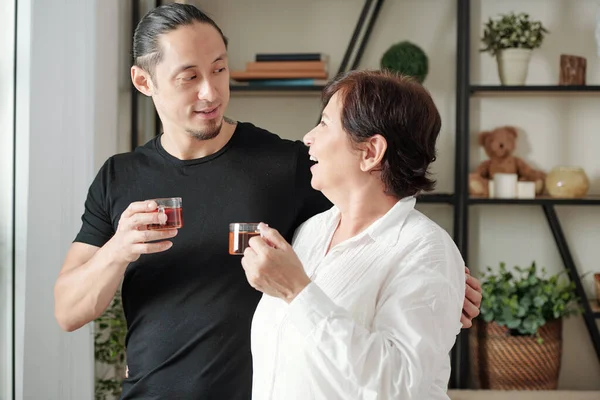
[471,85,600,94]
[416,193,455,204]
[453,0,600,389]
[469,196,600,205]
[131,0,164,148]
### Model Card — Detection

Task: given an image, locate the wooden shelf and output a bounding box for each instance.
[230,84,325,95]
[470,85,600,96]
[449,390,600,400]
[469,196,600,206]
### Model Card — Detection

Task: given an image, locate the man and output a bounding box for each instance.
[54,4,482,399]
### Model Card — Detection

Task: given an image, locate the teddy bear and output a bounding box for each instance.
[469,126,545,197]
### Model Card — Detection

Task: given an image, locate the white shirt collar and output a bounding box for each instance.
[365,195,416,247]
[323,195,417,248]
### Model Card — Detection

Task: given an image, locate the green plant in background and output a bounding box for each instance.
[480,261,582,343]
[95,290,127,400]
[481,12,549,57]
[380,41,428,83]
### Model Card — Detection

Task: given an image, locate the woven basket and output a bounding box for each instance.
[470,318,563,390]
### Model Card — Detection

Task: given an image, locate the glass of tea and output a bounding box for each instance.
[146,197,183,230]
[229,223,261,255]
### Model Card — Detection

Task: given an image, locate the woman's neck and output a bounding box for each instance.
[325,182,399,251]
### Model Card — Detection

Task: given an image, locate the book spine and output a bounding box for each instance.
[246,61,326,72]
[230,70,328,80]
[255,53,324,62]
[247,79,325,86]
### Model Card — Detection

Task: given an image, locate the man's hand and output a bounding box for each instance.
[461,267,482,328]
[241,223,311,303]
[106,200,178,264]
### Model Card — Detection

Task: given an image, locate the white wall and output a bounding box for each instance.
[194,0,600,390]
[0,0,15,398]
[95,1,120,171]
[15,0,120,398]
[117,1,135,156]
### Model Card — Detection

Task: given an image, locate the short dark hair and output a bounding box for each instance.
[321,69,441,199]
[132,3,228,79]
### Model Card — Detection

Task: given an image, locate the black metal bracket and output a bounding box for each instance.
[313,0,385,124]
[131,0,162,149]
[337,0,373,75]
[450,0,471,390]
[131,0,140,150]
[350,0,385,71]
[337,0,385,74]
[542,204,600,361]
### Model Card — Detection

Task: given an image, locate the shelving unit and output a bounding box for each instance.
[451,0,600,389]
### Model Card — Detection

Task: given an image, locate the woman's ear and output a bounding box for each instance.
[359,134,387,172]
[131,66,155,97]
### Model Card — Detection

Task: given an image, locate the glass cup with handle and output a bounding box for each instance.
[146,197,183,230]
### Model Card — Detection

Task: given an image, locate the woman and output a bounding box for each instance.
[241,70,468,399]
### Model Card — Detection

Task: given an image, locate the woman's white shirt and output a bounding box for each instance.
[251,196,466,400]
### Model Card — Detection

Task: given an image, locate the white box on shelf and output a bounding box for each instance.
[517,181,536,199]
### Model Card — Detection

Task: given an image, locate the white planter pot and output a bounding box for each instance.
[496,48,532,85]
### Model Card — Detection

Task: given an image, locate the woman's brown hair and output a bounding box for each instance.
[322,69,441,198]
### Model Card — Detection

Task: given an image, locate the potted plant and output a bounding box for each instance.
[471,261,581,390]
[481,12,549,85]
[380,41,428,83]
[95,290,127,400]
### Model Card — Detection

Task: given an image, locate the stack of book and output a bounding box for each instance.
[230,53,329,87]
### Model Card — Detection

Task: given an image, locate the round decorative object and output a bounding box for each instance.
[545,166,589,198]
[380,41,428,83]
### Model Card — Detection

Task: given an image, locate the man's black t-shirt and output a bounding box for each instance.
[74,122,332,399]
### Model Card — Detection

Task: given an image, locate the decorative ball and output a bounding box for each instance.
[380,41,429,83]
[545,166,589,198]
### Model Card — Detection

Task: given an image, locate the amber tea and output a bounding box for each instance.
[229,223,260,255]
[146,197,183,230]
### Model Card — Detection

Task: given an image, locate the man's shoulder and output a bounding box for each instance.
[99,137,159,170]
[234,121,304,152]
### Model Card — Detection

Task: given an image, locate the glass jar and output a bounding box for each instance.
[545,166,589,198]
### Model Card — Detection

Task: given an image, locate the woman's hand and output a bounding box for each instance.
[461,267,482,328]
[241,223,311,303]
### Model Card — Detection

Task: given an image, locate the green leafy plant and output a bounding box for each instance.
[481,12,549,57]
[95,290,127,400]
[380,41,428,83]
[480,261,581,342]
